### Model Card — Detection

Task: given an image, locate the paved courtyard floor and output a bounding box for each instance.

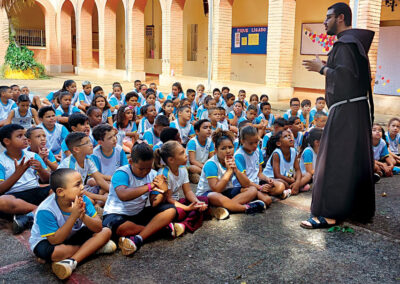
[0,176,399,283]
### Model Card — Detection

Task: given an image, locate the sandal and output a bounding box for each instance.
[300,216,336,229]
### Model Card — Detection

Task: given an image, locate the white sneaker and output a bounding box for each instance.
[96,240,117,254]
[52,258,77,280]
[210,207,230,220]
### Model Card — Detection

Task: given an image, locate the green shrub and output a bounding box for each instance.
[4,41,45,77]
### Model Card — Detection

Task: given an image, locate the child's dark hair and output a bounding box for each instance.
[290,97,300,106]
[234,100,244,107]
[86,106,100,116]
[68,113,89,130]
[260,102,271,111]
[160,127,179,143]
[212,129,235,149]
[17,94,30,103]
[131,142,154,163]
[117,105,136,129]
[59,91,72,103]
[287,116,300,126]
[0,124,24,146]
[26,126,42,138]
[52,91,62,104]
[213,88,221,94]
[179,98,190,108]
[61,80,75,92]
[316,97,325,103]
[65,132,87,152]
[113,83,122,91]
[217,106,225,112]
[260,94,269,101]
[314,111,327,120]
[177,105,190,114]
[239,89,246,94]
[91,94,110,110]
[50,168,77,191]
[154,141,180,170]
[140,104,154,116]
[226,93,235,100]
[301,99,311,108]
[134,79,141,86]
[145,88,156,98]
[249,94,259,102]
[247,105,257,113]
[0,86,10,96]
[125,91,139,101]
[194,119,210,132]
[92,123,114,141]
[172,82,183,93]
[38,106,55,118]
[155,115,170,127]
[204,95,214,105]
[10,84,19,89]
[373,124,388,146]
[93,86,103,94]
[388,117,400,127]
[273,117,287,127]
[300,127,323,155]
[159,99,173,115]
[186,88,195,96]
[265,131,285,158]
[238,119,251,130]
[221,86,230,93]
[240,125,258,142]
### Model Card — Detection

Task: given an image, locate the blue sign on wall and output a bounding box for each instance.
[231,27,268,54]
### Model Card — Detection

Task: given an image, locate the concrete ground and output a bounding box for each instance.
[0,176,399,283]
[0,74,396,125]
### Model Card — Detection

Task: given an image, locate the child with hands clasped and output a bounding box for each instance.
[155,141,209,237]
[102,143,176,256]
[263,130,302,198]
[195,129,266,220]
[29,169,116,280]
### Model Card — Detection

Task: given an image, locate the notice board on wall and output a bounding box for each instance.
[231,27,268,54]
[300,23,337,55]
[374,26,400,96]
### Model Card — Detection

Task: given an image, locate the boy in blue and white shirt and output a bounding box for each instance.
[0,86,17,126]
[0,124,51,234]
[143,115,170,148]
[283,97,301,120]
[78,81,94,112]
[170,106,195,145]
[386,118,400,167]
[29,169,115,280]
[310,97,328,122]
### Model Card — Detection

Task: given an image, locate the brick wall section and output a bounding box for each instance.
[161,0,171,76]
[79,0,95,68]
[169,0,185,75]
[0,9,9,66]
[130,0,147,75]
[60,0,74,66]
[211,0,233,81]
[265,0,296,88]
[350,0,382,83]
[103,0,118,69]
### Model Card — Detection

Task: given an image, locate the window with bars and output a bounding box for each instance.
[15,29,46,47]
[187,24,198,61]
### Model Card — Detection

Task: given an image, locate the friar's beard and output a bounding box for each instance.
[326,22,338,36]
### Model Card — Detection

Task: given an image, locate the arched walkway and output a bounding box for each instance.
[79,0,99,68]
[60,0,76,72]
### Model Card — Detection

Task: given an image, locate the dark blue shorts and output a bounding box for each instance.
[201,187,242,199]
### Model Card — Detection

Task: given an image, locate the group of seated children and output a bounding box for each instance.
[0,81,399,280]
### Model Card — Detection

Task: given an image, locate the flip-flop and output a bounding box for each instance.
[300,216,336,229]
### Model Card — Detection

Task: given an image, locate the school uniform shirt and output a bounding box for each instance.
[109,94,126,115]
[373,139,390,161]
[220,119,229,131]
[153,141,163,152]
[113,121,137,145]
[385,133,400,155]
[0,150,48,193]
[283,109,301,120]
[100,109,112,123]
[29,194,96,251]
[255,113,275,128]
[138,118,154,138]
[58,155,99,183]
[104,165,158,216]
[91,145,128,176]
[170,119,195,145]
[156,91,165,101]
[224,104,234,115]
[263,148,297,178]
[298,110,312,126]
[187,137,215,164]
[143,128,160,147]
[211,122,227,132]
[78,91,94,106]
[238,116,257,125]
[55,105,81,117]
[196,105,206,120]
[46,92,79,106]
[196,93,207,106]
[233,146,263,186]
[241,100,249,109]
[299,146,317,175]
[292,132,304,151]
[233,138,239,152]
[159,166,189,200]
[228,111,245,127]
[261,132,272,157]
[197,109,210,120]
[190,100,198,114]
[215,98,227,109]
[166,92,185,101]
[0,99,17,121]
[26,147,58,165]
[38,123,69,155]
[309,107,329,122]
[12,108,34,129]
[196,155,236,196]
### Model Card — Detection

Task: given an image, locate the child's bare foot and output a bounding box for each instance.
[36,257,46,264]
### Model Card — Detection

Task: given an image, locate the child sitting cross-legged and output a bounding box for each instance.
[155,141,209,237]
[195,129,266,220]
[102,143,177,256]
[58,132,110,205]
[187,119,214,184]
[0,124,51,234]
[29,169,116,280]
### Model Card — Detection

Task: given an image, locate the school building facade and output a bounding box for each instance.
[0,0,399,114]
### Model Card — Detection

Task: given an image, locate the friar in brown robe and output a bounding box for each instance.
[302,2,375,228]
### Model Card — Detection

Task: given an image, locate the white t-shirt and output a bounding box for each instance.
[263,148,297,178]
[299,146,317,175]
[186,137,215,164]
[12,108,33,129]
[170,119,195,145]
[234,146,264,186]
[38,123,69,154]
[159,166,189,200]
[91,145,128,176]
[138,118,154,138]
[58,155,98,183]
[385,133,400,155]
